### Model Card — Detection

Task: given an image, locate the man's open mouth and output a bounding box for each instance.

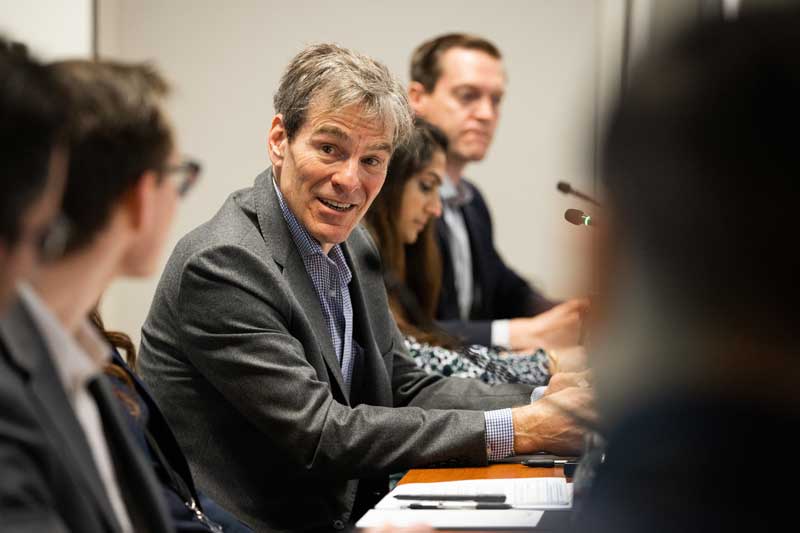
[319,198,355,212]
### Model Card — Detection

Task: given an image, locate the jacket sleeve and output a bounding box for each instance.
[172,243,509,477]
[0,363,71,533]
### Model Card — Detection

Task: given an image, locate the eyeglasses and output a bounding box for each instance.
[162,158,201,197]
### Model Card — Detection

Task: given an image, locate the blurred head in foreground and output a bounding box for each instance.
[581,7,800,532]
[0,38,68,312]
[593,7,800,420]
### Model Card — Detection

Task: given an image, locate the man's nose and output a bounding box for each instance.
[331,158,360,193]
[474,96,496,121]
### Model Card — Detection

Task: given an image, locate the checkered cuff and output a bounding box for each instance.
[484,408,515,460]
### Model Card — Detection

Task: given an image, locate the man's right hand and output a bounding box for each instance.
[511,386,595,456]
[508,298,589,351]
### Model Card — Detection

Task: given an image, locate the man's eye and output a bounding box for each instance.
[457,91,479,104]
[321,145,336,155]
[363,157,382,167]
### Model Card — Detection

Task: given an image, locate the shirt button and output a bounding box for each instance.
[329,289,337,298]
[332,519,345,530]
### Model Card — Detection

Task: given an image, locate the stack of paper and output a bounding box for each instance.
[356,477,572,529]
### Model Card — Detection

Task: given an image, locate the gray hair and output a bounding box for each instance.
[274,43,413,149]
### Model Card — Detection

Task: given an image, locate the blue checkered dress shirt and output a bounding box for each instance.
[273,179,515,459]
[274,180,355,391]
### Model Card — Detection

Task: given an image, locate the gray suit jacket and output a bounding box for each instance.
[138,168,533,532]
[0,297,173,533]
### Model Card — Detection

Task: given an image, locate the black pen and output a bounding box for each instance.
[394,494,507,503]
[408,503,512,510]
[521,458,577,468]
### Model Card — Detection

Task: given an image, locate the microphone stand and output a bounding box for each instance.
[557,181,603,207]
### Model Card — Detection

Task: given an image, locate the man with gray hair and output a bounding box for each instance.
[139,43,591,532]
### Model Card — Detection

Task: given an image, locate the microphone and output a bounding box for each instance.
[564,208,595,227]
[557,181,602,207]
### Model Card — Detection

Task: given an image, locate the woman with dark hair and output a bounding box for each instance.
[365,119,576,385]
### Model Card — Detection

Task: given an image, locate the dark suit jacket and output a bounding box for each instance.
[0,297,173,533]
[436,178,555,346]
[108,351,251,532]
[573,394,800,533]
[138,168,534,532]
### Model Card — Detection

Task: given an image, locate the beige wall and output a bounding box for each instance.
[0,0,92,59]
[97,0,619,345]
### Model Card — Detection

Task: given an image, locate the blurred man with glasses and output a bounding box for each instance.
[0,58,196,532]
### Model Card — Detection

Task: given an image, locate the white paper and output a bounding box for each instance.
[355,478,570,530]
[356,509,544,529]
[376,478,572,510]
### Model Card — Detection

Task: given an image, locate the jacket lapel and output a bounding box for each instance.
[0,299,122,532]
[252,168,348,400]
[341,231,393,407]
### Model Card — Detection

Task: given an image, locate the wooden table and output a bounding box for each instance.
[399,463,566,484]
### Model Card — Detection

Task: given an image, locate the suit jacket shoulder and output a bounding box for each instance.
[0,297,174,533]
[0,299,120,533]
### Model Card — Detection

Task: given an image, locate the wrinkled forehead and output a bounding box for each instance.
[301,96,395,148]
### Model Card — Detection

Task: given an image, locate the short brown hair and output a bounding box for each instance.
[410,33,502,92]
[274,43,413,148]
[50,60,172,253]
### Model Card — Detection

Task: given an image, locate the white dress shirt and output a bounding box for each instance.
[18,283,134,533]
[440,176,511,348]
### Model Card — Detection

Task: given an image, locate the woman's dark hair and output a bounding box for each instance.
[365,117,453,346]
[90,308,141,418]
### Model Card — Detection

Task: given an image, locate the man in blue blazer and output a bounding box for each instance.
[409,34,588,349]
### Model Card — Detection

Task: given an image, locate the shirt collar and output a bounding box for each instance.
[17,283,111,396]
[272,176,352,285]
[440,174,474,208]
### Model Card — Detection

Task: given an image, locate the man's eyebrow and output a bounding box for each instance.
[312,125,350,142]
[366,141,393,154]
[313,125,391,153]
[452,83,505,96]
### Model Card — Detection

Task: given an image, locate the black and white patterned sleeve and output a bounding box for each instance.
[403,336,550,386]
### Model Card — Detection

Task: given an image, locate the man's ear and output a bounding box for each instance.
[122,170,159,235]
[267,114,289,171]
[408,81,429,115]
